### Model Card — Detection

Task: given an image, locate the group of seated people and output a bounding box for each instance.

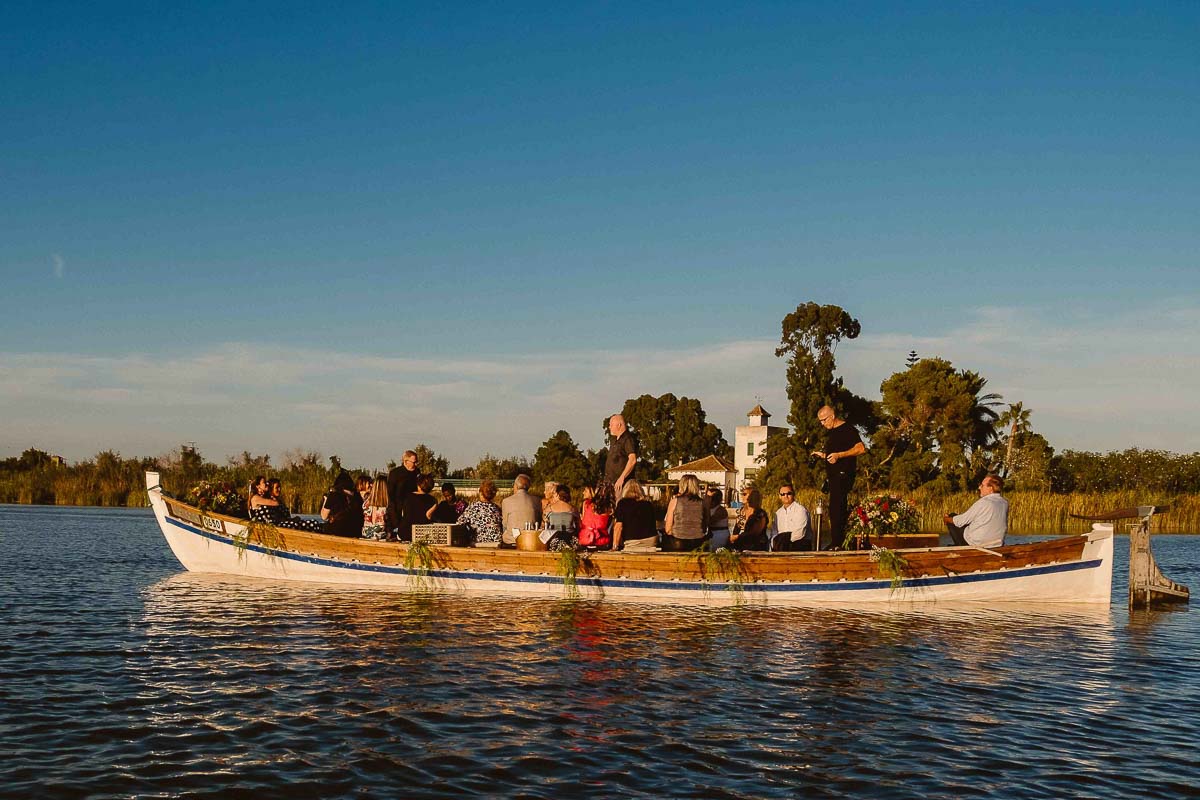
[386,471,797,553]
[245,469,817,553]
[492,473,807,553]
[247,466,1009,554]
[656,476,806,553]
[246,472,366,535]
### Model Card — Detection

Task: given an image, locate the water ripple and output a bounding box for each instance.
[1,505,1197,798]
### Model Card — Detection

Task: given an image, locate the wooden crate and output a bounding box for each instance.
[411,523,471,547]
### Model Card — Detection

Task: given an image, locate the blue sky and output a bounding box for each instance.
[3,2,1198,469]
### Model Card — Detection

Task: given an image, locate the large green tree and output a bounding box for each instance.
[757,302,873,494]
[873,358,1002,492]
[532,430,593,490]
[607,393,730,480]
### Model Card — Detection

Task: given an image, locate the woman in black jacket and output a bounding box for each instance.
[321,470,365,538]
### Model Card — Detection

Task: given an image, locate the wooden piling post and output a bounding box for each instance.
[1071,504,1189,609]
[1128,506,1189,610]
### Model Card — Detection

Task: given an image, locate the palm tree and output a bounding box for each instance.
[959,370,1003,451]
[997,402,1033,477]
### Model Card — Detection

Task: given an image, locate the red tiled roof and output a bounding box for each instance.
[667,454,737,474]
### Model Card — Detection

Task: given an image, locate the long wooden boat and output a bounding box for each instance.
[146,472,1116,605]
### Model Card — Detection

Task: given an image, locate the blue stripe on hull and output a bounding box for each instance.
[164,515,1101,593]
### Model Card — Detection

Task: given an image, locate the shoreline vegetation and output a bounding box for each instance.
[2,448,1196,534]
[8,302,1200,533]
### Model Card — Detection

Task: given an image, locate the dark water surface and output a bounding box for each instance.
[2,505,1197,798]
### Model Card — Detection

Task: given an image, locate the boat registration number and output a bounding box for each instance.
[166,501,227,534]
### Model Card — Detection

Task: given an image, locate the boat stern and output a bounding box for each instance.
[1080,524,1115,605]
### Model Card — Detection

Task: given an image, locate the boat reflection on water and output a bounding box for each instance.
[127,573,1171,796]
[138,571,1118,698]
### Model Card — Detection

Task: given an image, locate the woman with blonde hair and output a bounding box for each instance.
[663,473,709,552]
[362,475,389,540]
[613,479,657,550]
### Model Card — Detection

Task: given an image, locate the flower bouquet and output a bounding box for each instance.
[186,480,248,517]
[843,494,921,549]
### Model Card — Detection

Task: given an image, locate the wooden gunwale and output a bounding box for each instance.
[164,497,1090,585]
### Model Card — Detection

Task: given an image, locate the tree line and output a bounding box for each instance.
[4,301,1196,509]
[0,392,731,510]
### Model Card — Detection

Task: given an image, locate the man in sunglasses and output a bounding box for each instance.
[770,482,812,551]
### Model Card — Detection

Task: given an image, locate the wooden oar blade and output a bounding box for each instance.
[1070,505,1169,521]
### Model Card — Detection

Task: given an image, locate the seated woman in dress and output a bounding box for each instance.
[248,477,288,524]
[321,469,365,538]
[578,481,615,549]
[249,478,323,532]
[362,474,389,540]
[729,487,769,551]
[458,479,503,546]
[266,478,288,516]
[544,484,579,551]
[663,474,710,552]
[541,482,558,519]
[429,482,463,524]
[613,479,657,551]
[398,474,438,542]
[247,475,269,517]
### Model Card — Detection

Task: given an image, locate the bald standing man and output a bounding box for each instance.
[604,414,639,498]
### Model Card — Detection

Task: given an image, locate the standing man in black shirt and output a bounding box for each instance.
[385,449,419,540]
[812,405,867,549]
[604,414,638,498]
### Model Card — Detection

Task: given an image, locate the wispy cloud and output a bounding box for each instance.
[52,253,64,279]
[2,300,1197,466]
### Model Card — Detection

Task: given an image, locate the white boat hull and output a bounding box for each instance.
[150,480,1114,606]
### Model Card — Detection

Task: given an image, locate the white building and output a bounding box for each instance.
[665,454,738,499]
[734,404,787,488]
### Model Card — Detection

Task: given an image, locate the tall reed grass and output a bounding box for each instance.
[0,468,151,507]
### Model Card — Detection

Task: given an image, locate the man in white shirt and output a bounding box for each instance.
[770,483,812,552]
[944,474,1008,548]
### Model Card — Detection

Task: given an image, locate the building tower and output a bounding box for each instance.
[734,404,788,489]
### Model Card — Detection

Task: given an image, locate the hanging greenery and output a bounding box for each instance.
[404,541,444,590]
[685,544,748,600]
[870,546,910,590]
[232,520,284,559]
[556,548,582,598]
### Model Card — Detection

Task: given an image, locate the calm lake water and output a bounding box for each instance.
[2,505,1197,798]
